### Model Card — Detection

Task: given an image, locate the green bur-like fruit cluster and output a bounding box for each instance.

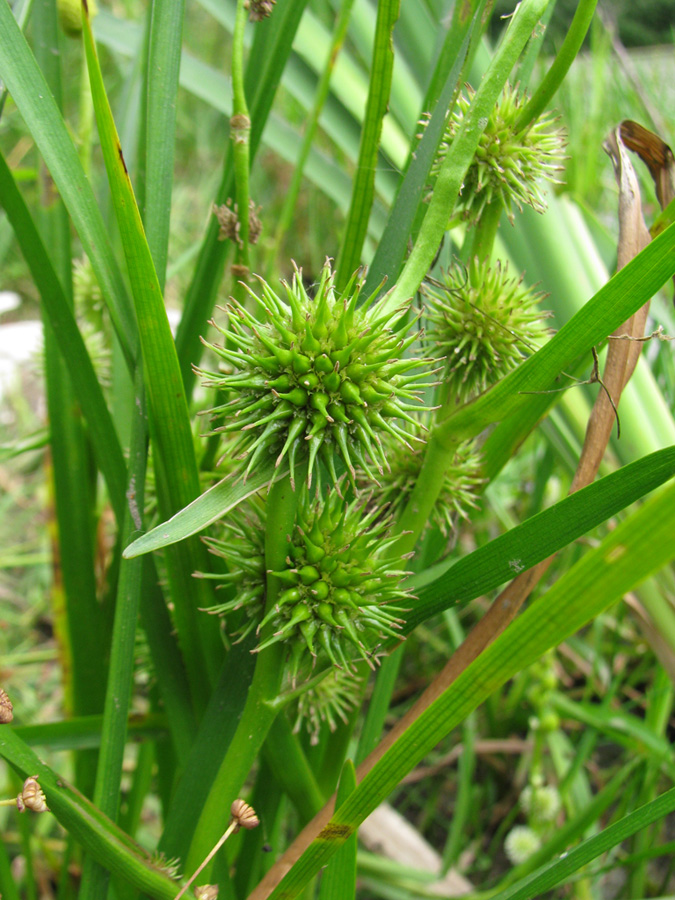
[261,487,410,676]
[422,83,566,224]
[198,261,434,488]
[423,259,550,402]
[199,485,411,678]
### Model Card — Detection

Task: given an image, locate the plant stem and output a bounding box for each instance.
[467,199,502,264]
[231,0,252,286]
[516,0,599,131]
[184,471,302,883]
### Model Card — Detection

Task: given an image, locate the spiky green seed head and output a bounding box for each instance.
[423,259,551,402]
[422,83,566,224]
[197,260,435,490]
[357,426,484,536]
[263,484,410,678]
[504,826,541,864]
[198,485,410,678]
[292,669,362,745]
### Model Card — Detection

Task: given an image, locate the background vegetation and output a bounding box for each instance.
[1,1,675,899]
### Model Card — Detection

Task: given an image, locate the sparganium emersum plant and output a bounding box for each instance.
[197,260,435,488]
[7,1,675,899]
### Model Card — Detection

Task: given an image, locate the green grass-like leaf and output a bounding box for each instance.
[0,1,137,366]
[408,445,675,629]
[123,460,281,557]
[82,2,221,700]
[335,0,400,289]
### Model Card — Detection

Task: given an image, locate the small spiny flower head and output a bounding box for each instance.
[357,425,484,536]
[259,484,410,678]
[521,784,561,824]
[194,887,219,900]
[422,82,566,224]
[198,260,434,489]
[504,825,541,864]
[213,200,262,247]
[423,259,550,402]
[199,485,411,679]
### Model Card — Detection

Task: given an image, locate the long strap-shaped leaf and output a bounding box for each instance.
[81,4,218,699]
[406,445,675,630]
[0,1,137,366]
[0,150,127,527]
[335,0,400,290]
[123,459,280,557]
[144,0,185,290]
[250,473,675,899]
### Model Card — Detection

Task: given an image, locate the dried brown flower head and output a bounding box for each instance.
[231,799,260,831]
[246,0,275,21]
[17,776,49,813]
[0,688,13,724]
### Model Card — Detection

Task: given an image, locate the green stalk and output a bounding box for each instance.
[335,0,400,290]
[231,0,252,281]
[184,471,301,883]
[264,0,355,276]
[467,198,503,263]
[79,369,147,900]
[516,0,599,131]
[382,0,549,316]
[262,715,324,824]
[628,666,673,897]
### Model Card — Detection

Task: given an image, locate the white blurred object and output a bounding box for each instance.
[0,291,21,316]
[361,802,472,896]
[0,320,41,403]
